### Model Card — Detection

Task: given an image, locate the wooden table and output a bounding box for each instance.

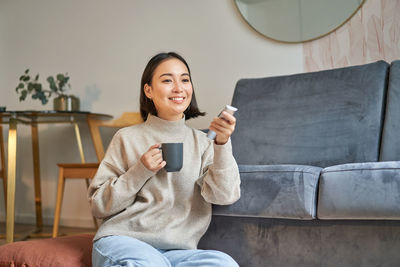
[0,110,112,243]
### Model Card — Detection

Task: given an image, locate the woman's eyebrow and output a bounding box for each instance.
[159,73,172,78]
[159,73,189,78]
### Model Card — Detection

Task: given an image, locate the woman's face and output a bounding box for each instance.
[144,58,193,121]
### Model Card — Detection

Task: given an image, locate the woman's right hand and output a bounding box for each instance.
[140,144,166,172]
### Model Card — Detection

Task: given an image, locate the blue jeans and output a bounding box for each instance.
[92,235,239,267]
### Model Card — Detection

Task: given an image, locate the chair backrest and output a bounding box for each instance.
[88,112,143,162]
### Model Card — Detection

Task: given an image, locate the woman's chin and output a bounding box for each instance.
[171,105,189,115]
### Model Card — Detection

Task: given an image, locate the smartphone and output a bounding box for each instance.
[207,105,238,140]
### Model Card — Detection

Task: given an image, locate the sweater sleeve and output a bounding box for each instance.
[197,138,241,205]
[87,131,155,219]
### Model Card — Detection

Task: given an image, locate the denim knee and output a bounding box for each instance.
[202,250,239,267]
[165,249,239,267]
[92,236,171,267]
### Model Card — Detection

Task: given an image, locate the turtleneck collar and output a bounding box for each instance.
[144,114,187,142]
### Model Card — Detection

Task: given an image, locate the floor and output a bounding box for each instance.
[0,222,96,245]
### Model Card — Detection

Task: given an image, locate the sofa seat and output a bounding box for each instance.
[318,161,400,220]
[213,164,321,219]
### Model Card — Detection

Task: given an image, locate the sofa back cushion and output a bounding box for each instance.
[380,60,400,161]
[231,61,389,167]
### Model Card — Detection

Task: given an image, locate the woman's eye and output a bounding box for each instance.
[162,79,172,83]
[182,79,190,83]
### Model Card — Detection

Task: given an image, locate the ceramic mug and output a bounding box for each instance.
[161,143,183,172]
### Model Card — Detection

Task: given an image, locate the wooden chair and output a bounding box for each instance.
[0,125,6,211]
[52,112,143,237]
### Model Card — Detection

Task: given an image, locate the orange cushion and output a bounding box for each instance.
[0,234,94,267]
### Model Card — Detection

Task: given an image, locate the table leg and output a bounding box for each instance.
[6,118,17,243]
[0,125,7,208]
[31,122,43,230]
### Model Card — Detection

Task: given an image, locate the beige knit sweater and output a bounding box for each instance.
[88,115,241,249]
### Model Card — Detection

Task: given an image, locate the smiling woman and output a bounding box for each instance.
[234,0,366,43]
[87,52,241,267]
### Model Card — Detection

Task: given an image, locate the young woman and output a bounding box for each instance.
[88,52,241,267]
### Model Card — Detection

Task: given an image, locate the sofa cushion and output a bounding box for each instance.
[380,60,400,161]
[212,164,322,219]
[0,234,93,267]
[318,161,400,219]
[231,60,389,167]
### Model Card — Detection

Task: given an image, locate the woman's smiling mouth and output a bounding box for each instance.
[169,97,185,103]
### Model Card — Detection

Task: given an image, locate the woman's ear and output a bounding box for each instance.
[144,84,152,99]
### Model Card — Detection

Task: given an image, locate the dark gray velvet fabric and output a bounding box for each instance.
[202,61,400,266]
[231,61,389,167]
[318,161,400,219]
[212,164,321,219]
[380,60,400,161]
[199,216,400,267]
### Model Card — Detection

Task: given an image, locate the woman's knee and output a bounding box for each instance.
[169,249,239,267]
[203,250,239,267]
[92,236,170,267]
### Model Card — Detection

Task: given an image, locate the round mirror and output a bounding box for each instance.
[234,0,366,43]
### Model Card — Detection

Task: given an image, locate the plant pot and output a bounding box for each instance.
[53,95,80,111]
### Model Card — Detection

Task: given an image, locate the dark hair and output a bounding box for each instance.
[140,52,206,121]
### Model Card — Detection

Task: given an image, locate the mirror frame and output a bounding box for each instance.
[233,0,367,43]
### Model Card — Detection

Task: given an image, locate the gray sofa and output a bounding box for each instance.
[198,60,400,267]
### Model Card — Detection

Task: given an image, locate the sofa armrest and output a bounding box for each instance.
[212,164,322,220]
[318,161,400,220]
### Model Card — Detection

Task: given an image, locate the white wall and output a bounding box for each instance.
[0,0,303,227]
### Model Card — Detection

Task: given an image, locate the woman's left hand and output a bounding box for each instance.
[208,111,236,145]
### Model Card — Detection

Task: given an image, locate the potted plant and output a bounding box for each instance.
[15,69,80,111]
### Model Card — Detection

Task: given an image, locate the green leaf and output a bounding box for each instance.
[16,83,24,92]
[23,75,30,82]
[25,69,29,74]
[19,90,28,101]
[35,74,39,81]
[48,80,56,87]
[50,83,58,92]
[56,74,65,81]
[28,83,34,92]
[32,83,42,93]
[38,92,48,105]
[47,76,55,83]
[58,81,65,91]
[41,97,48,105]
[19,75,25,81]
[32,91,42,100]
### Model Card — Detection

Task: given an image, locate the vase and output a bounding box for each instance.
[53,95,80,111]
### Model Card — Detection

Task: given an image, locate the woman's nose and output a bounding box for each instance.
[172,82,184,92]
